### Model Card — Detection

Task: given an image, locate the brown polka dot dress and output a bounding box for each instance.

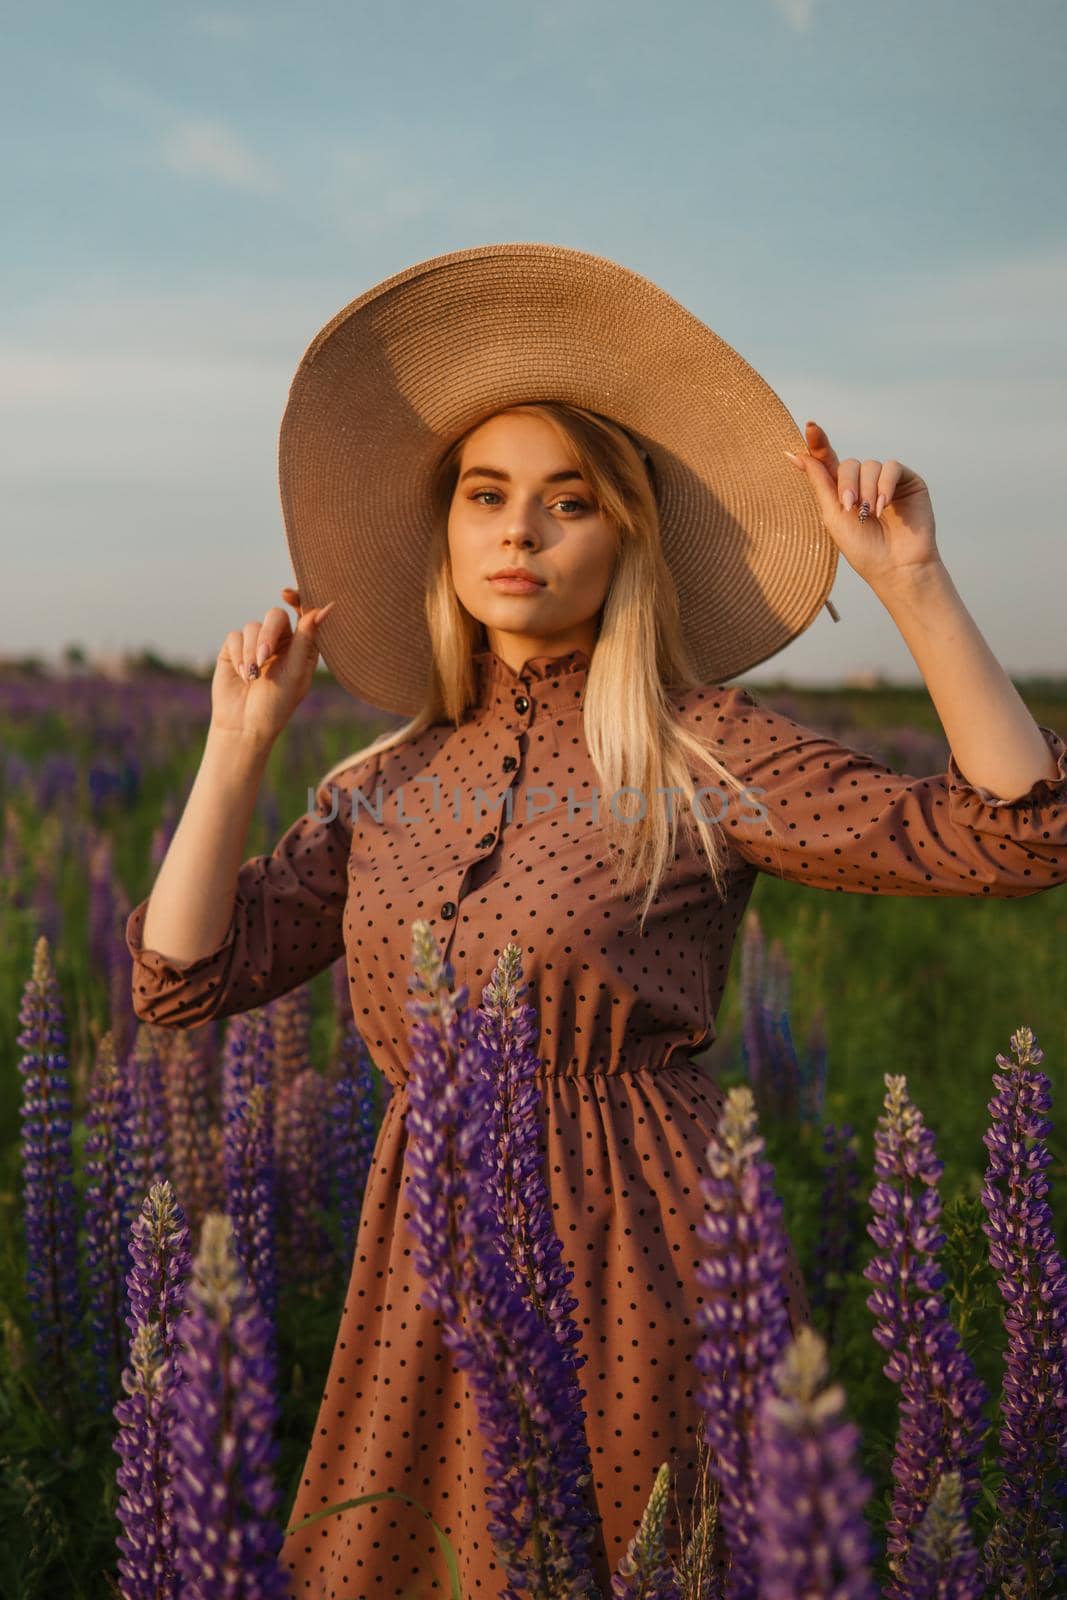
[126,647,1067,1599]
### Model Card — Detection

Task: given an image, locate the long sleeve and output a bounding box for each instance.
[126,748,381,1027]
[692,684,1067,898]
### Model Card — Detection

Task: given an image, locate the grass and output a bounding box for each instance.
[1,669,1064,1595]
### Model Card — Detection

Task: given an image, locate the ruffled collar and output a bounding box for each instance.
[472,645,591,713]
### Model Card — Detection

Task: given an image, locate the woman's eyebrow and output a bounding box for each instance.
[458,465,585,484]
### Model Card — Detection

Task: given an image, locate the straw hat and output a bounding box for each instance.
[277,241,839,716]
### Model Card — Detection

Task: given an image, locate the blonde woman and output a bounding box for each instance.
[127,246,1067,1599]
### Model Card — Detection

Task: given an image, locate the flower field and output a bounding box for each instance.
[2,661,1066,1598]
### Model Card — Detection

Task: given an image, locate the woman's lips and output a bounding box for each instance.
[489,575,545,594]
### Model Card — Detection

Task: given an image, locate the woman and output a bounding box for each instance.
[126,245,1067,1599]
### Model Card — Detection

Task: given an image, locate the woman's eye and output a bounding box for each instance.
[470,490,588,513]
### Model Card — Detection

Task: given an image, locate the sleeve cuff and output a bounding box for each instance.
[125,897,239,980]
[946,724,1067,810]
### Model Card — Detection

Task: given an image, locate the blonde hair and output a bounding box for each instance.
[322,400,754,935]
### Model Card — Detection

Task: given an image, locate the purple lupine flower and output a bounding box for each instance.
[898,1470,983,1600]
[124,1178,193,1369]
[121,1028,169,1228]
[163,1029,216,1239]
[16,936,83,1395]
[811,1121,863,1349]
[979,1025,1067,1598]
[169,1211,289,1599]
[222,1012,279,1334]
[114,1320,176,1600]
[327,1020,380,1265]
[112,1181,192,1600]
[403,922,601,1600]
[84,1032,133,1408]
[476,944,604,1584]
[862,1073,990,1599]
[476,944,585,1374]
[611,1462,681,1600]
[752,1323,878,1600]
[277,1066,332,1292]
[692,1084,794,1600]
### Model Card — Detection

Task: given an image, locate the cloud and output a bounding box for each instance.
[161,117,279,194]
[771,0,815,32]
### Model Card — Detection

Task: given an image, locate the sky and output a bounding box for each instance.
[4,0,1066,686]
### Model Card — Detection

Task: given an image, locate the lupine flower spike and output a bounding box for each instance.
[979,1025,1067,1598]
[112,1180,193,1600]
[863,1073,990,1598]
[753,1323,878,1600]
[328,1021,381,1266]
[222,1012,280,1343]
[611,1461,681,1600]
[16,936,83,1399]
[898,1470,983,1600]
[692,1084,794,1600]
[403,922,600,1600]
[169,1212,289,1599]
[84,1030,133,1407]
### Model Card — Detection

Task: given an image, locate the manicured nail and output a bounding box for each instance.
[783,450,804,469]
[875,493,887,518]
[246,661,260,680]
[841,489,856,511]
[255,640,269,666]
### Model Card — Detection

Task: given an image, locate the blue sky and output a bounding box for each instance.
[5,0,1066,684]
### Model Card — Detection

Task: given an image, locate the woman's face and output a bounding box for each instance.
[447,410,618,673]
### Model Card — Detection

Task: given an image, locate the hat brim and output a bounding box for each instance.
[278,241,836,715]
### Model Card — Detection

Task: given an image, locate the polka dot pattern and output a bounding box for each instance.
[124,652,1067,1597]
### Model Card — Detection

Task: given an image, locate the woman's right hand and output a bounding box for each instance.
[210,587,337,747]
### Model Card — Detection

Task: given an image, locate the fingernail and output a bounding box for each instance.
[842,489,856,512]
[783,450,804,469]
[238,660,246,680]
[246,661,260,680]
[875,493,886,518]
[255,640,269,666]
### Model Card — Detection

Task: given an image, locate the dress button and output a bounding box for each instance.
[477,831,495,849]
[514,694,530,714]
[441,901,457,920]
[502,755,517,772]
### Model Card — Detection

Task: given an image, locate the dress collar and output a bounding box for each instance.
[472,645,591,713]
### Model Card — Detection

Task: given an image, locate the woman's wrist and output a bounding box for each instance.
[205,720,277,769]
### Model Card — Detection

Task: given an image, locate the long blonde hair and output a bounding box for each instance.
[322,400,754,934]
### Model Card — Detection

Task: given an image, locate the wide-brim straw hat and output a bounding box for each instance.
[278,241,839,716]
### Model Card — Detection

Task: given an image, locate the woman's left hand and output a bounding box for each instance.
[785,419,941,592]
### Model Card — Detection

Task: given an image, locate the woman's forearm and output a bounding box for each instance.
[873,560,1060,801]
[140,723,274,963]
